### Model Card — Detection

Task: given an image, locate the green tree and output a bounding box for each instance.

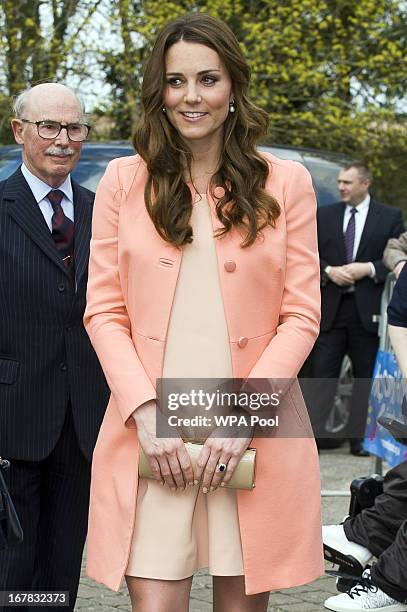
[100,0,407,145]
[0,0,104,142]
[99,0,407,207]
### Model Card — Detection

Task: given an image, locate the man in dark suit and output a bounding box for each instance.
[0,83,109,611]
[307,162,404,455]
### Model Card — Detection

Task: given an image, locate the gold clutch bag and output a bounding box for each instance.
[138,441,257,490]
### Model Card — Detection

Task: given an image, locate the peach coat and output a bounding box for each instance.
[84,152,324,595]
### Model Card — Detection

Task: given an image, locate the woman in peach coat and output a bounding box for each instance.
[84,13,323,612]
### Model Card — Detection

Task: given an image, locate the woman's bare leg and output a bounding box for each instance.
[125,575,193,612]
[213,575,270,612]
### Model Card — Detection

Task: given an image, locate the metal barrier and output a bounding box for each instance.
[321,273,397,497]
[370,273,397,475]
[374,273,397,354]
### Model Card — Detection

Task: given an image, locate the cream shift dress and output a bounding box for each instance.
[126,195,244,579]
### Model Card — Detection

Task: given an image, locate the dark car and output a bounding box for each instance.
[0,141,347,205]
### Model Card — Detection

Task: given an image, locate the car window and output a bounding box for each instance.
[301,157,341,206]
[71,160,113,192]
[0,157,21,181]
[261,146,303,161]
[260,145,345,205]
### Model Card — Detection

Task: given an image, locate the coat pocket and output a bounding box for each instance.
[0,358,20,385]
[286,379,314,437]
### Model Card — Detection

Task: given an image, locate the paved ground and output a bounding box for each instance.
[76,445,383,611]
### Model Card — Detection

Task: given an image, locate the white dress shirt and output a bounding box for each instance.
[21,163,74,231]
[343,194,370,261]
[325,194,375,279]
[342,195,375,278]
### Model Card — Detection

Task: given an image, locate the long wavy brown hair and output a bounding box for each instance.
[133,13,280,247]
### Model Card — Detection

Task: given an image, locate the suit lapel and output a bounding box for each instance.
[355,199,380,259]
[72,181,92,287]
[334,202,346,261]
[4,168,70,278]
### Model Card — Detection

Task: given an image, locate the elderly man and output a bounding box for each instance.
[307,163,404,454]
[0,83,109,611]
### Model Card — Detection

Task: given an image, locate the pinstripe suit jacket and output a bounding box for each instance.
[0,167,109,462]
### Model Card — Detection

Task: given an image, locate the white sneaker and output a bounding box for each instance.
[323,524,373,571]
[324,570,407,611]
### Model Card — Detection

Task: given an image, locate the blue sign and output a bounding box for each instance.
[364,349,407,467]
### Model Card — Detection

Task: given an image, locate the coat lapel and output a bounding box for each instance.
[72,181,93,287]
[355,199,380,259]
[4,168,70,278]
[334,202,346,261]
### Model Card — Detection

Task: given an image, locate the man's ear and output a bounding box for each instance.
[11,119,24,145]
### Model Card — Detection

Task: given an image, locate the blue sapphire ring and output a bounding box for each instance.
[217,462,227,473]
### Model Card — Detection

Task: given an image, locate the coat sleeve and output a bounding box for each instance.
[372,209,405,281]
[383,230,407,272]
[84,158,156,428]
[247,161,321,380]
[317,210,330,287]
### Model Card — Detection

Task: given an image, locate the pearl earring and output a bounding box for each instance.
[229,101,235,113]
[162,106,166,113]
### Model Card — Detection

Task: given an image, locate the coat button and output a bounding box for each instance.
[60,362,68,371]
[58,283,65,292]
[224,260,236,273]
[238,337,248,348]
[213,186,225,199]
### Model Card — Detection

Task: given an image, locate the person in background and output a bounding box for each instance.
[383,231,407,279]
[83,13,323,612]
[0,83,109,612]
[307,163,404,455]
[322,264,407,612]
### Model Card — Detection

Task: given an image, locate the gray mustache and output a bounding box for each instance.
[45,146,75,156]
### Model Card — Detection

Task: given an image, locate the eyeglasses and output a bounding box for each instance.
[20,119,91,142]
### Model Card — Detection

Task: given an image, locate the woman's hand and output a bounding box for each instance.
[133,400,194,490]
[194,433,253,493]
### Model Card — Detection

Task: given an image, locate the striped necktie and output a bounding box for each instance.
[47,189,74,269]
[344,207,357,263]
